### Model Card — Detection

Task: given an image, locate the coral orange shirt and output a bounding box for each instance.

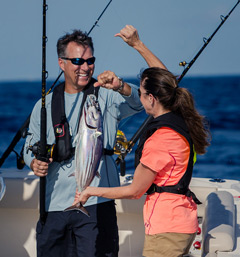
[140,127,198,235]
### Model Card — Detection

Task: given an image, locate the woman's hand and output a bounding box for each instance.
[115,25,141,48]
[72,187,91,206]
[72,188,81,205]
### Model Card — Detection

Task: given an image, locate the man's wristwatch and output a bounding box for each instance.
[117,77,124,93]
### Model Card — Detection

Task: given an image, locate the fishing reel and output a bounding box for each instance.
[12,148,26,170]
[114,130,130,176]
[114,130,129,155]
[27,141,56,160]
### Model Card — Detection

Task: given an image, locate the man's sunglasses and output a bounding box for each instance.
[61,57,96,66]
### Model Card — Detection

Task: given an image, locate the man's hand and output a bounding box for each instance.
[94,70,123,91]
[30,158,53,177]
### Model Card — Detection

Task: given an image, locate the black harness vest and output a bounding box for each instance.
[51,79,100,162]
[135,112,201,204]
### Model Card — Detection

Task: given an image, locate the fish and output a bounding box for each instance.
[64,94,103,217]
[0,177,6,201]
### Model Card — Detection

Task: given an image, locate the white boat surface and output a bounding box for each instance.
[0,168,240,257]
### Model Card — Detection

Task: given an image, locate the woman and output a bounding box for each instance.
[76,67,210,257]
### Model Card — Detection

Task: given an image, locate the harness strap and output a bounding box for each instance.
[103,149,114,156]
[146,183,202,205]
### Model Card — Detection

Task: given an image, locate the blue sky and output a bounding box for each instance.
[0,0,239,82]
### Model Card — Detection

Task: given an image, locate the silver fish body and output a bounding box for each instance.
[64,94,103,216]
[74,94,103,192]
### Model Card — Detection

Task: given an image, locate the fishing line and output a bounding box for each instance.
[115,0,240,173]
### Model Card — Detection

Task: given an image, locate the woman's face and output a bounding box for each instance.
[138,82,153,116]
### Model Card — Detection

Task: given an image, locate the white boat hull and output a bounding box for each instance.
[1,169,240,257]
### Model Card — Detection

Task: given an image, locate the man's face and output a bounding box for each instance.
[58,42,95,93]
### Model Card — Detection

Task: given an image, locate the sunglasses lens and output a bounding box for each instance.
[71,58,84,65]
[86,57,95,65]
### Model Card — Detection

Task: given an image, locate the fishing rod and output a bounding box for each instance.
[0,116,29,169]
[115,0,240,175]
[0,0,113,169]
[37,0,48,223]
[26,0,49,224]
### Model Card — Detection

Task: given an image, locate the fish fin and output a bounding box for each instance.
[64,203,90,217]
[73,133,79,145]
[93,131,102,139]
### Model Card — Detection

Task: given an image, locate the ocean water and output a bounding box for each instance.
[0,76,240,180]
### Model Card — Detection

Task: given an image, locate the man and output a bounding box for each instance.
[24,25,166,257]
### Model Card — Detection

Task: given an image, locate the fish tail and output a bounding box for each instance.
[64,202,90,217]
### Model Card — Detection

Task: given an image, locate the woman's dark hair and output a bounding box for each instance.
[57,30,94,58]
[141,67,210,154]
